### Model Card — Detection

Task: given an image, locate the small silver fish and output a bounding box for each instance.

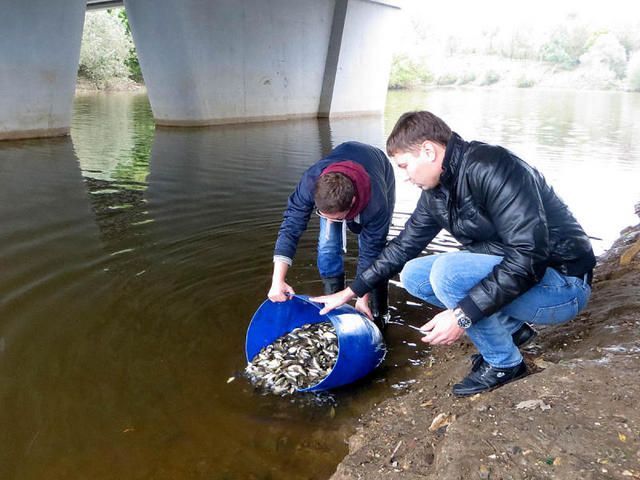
[245,322,338,395]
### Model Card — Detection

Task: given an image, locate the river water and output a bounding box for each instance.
[0,88,639,479]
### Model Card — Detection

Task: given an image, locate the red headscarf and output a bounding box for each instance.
[320,161,371,220]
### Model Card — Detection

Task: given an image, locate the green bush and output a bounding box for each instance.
[388,54,432,89]
[481,70,500,86]
[626,52,640,91]
[457,72,476,85]
[515,75,536,88]
[539,24,590,69]
[540,40,576,68]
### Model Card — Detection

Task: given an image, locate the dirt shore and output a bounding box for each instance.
[332,209,640,480]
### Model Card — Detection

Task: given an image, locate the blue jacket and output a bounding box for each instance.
[274,141,395,276]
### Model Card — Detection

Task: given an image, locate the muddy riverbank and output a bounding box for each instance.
[332,207,640,480]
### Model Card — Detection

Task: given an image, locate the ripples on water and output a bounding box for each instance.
[0,88,639,479]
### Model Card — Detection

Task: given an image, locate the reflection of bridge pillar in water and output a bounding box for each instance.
[145,120,327,254]
[145,116,386,245]
[321,115,387,152]
[144,118,394,300]
[0,137,104,305]
[0,139,107,464]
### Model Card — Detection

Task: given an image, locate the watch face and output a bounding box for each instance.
[457,316,472,329]
[454,309,472,329]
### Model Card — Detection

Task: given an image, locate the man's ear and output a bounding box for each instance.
[350,196,356,207]
[420,141,437,163]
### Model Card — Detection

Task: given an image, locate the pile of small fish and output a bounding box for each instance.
[245,322,338,395]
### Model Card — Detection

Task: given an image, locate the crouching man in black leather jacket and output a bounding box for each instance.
[312,111,596,396]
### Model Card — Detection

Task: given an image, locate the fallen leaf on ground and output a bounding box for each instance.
[429,412,455,432]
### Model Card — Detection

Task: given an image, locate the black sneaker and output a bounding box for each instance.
[452,360,528,397]
[470,323,537,371]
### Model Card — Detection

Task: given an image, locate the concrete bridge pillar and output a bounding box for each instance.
[124,0,400,126]
[319,0,400,118]
[0,0,86,140]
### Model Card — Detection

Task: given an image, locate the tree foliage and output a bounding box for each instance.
[79,11,133,88]
[580,33,628,79]
[388,54,432,89]
[78,9,143,88]
[626,52,640,91]
[114,9,143,82]
[539,24,590,69]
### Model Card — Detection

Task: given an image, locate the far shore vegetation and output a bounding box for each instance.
[79,7,640,93]
[391,3,640,92]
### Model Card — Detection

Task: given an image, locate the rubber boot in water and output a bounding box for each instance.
[370,281,389,333]
[322,274,345,295]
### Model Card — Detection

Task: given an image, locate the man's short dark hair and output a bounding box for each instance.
[314,173,354,213]
[386,111,452,156]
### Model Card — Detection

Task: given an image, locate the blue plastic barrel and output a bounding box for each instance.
[245,295,386,392]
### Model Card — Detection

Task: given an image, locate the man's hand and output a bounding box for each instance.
[420,309,465,345]
[269,260,294,302]
[268,281,295,302]
[355,293,373,320]
[310,288,356,315]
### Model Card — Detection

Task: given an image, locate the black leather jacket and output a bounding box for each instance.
[350,132,596,323]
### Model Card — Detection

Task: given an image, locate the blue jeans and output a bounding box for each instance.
[317,217,345,278]
[399,252,592,368]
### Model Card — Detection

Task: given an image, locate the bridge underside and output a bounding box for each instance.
[1,0,399,140]
[86,0,123,10]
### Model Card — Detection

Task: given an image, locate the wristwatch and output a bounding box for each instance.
[453,307,472,329]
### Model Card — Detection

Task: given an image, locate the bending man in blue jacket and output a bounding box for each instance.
[269,141,395,330]
[312,112,595,396]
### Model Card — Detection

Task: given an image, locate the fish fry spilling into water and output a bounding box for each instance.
[245,322,338,395]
